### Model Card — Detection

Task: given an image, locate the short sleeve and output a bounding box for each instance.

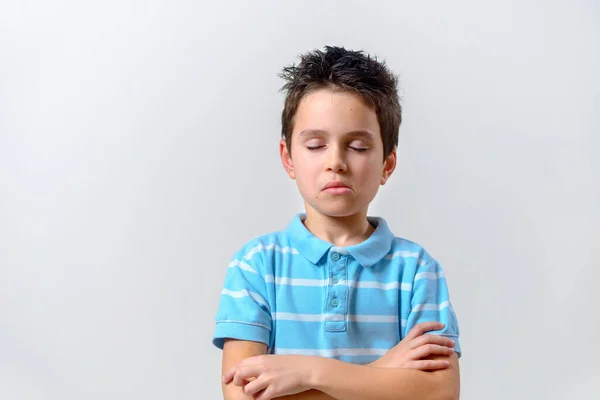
[212,251,272,350]
[404,259,462,357]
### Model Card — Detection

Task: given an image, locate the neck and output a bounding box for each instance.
[303,204,375,247]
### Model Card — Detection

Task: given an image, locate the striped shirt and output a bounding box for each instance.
[213,213,461,363]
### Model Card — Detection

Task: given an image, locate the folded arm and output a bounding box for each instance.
[220,339,335,400]
[221,339,459,400]
[307,353,459,400]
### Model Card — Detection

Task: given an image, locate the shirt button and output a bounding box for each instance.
[331,253,340,261]
[332,276,339,284]
[331,298,339,307]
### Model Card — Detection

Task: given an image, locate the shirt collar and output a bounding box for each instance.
[286,213,394,268]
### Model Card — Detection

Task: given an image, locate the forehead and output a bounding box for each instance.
[293,89,381,139]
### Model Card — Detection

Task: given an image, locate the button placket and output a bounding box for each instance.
[325,249,348,332]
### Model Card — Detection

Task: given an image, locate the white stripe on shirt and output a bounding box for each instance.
[274,347,388,357]
[228,259,257,273]
[222,289,269,310]
[264,276,412,291]
[411,301,450,312]
[384,251,428,266]
[273,312,404,324]
[415,271,444,281]
[243,243,299,260]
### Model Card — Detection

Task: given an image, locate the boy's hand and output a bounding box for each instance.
[222,354,316,400]
[370,321,456,370]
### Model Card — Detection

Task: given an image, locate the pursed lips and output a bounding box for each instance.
[322,181,352,191]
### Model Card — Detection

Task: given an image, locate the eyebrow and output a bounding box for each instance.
[298,129,376,139]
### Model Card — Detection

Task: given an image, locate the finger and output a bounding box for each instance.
[405,359,450,371]
[244,377,268,396]
[222,368,235,384]
[232,374,246,387]
[405,321,445,340]
[255,387,275,400]
[411,334,455,349]
[232,365,259,387]
[411,344,455,359]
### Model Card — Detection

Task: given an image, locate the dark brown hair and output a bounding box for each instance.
[279,46,402,157]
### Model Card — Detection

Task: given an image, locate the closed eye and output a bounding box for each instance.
[349,146,368,152]
[307,145,325,151]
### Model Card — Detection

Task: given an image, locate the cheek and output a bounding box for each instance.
[355,157,384,179]
[293,158,319,188]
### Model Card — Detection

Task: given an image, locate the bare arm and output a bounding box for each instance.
[278,354,458,400]
[221,339,333,400]
[221,339,268,400]
[222,339,459,400]
[310,353,459,400]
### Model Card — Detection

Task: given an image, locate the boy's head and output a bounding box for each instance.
[279,46,402,158]
[278,46,402,219]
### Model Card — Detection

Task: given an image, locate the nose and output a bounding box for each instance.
[325,145,347,173]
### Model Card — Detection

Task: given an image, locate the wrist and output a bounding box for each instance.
[307,356,333,390]
[368,353,390,367]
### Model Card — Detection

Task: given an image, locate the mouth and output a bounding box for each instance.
[322,181,353,194]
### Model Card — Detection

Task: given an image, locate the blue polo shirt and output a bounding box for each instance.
[213,213,461,364]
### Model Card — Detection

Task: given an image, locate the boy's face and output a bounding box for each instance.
[280,88,396,219]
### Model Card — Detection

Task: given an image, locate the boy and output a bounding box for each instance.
[213,46,461,400]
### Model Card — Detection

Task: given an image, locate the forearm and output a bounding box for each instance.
[279,389,334,399]
[223,374,334,400]
[222,339,458,400]
[308,358,458,400]
[224,385,333,400]
[225,372,448,400]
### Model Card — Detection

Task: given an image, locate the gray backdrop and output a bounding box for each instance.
[1,1,599,399]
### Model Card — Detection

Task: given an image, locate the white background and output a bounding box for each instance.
[1,1,599,399]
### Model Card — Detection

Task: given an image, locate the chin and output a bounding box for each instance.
[306,202,365,219]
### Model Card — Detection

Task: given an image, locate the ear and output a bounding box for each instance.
[381,149,397,185]
[280,139,296,180]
